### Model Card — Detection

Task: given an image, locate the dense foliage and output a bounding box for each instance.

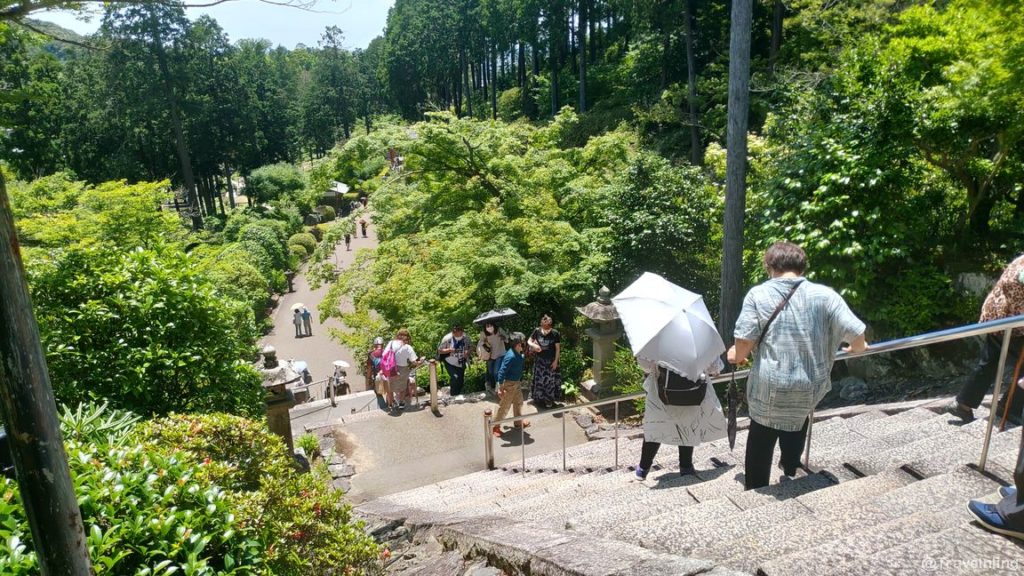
[0,404,380,575]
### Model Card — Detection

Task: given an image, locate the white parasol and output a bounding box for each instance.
[611,272,725,377]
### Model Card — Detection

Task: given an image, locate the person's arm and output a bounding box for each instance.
[727,338,755,365]
[552,342,561,370]
[528,330,542,352]
[843,332,868,354]
[438,335,453,355]
[497,354,509,384]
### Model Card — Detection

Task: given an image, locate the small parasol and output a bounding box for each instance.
[290,302,306,311]
[473,308,518,327]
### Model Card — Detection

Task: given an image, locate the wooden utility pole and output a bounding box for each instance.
[719,0,754,345]
[0,173,92,574]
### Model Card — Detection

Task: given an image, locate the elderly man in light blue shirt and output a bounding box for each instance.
[728,241,867,490]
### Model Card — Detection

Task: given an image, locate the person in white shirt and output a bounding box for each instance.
[438,324,471,397]
[386,328,421,410]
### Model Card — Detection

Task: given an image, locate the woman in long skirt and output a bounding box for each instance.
[528,314,562,409]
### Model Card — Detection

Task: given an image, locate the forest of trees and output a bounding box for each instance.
[2,0,1024,336]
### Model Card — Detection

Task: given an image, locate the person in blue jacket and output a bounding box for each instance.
[492,333,530,437]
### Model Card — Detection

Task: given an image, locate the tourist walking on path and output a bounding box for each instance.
[477,322,508,394]
[727,241,867,490]
[493,333,529,437]
[635,358,726,480]
[438,324,471,397]
[386,328,420,410]
[528,315,562,409]
[345,233,352,251]
[367,337,387,409]
[947,253,1024,425]
[293,309,303,338]
[360,217,368,238]
[301,307,313,337]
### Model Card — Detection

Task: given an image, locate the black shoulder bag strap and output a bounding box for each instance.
[756,280,804,347]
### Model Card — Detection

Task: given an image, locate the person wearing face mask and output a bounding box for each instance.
[477,322,508,394]
[528,314,562,409]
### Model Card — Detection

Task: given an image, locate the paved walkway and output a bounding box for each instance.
[261,216,378,394]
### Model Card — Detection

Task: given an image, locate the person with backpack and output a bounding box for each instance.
[366,337,387,409]
[727,241,867,489]
[438,324,471,398]
[382,328,420,411]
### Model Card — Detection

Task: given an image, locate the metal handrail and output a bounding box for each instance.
[485,314,1024,474]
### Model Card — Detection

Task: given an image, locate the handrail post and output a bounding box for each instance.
[614,400,620,468]
[980,328,1012,472]
[521,416,526,475]
[562,414,566,471]
[484,409,494,469]
[804,408,814,471]
[429,360,438,412]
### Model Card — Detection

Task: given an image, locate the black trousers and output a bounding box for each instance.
[956,334,1023,410]
[444,362,466,396]
[639,441,694,471]
[744,417,809,490]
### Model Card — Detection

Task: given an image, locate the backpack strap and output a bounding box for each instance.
[756,280,804,348]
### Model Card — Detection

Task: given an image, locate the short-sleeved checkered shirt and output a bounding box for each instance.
[734,277,866,432]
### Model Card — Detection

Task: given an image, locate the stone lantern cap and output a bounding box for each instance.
[577,286,620,323]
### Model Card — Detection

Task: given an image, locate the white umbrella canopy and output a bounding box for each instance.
[611,272,725,377]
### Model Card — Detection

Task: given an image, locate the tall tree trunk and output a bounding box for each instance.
[589,3,597,63]
[683,0,702,166]
[518,41,526,88]
[660,27,670,90]
[226,167,236,210]
[719,0,754,347]
[215,175,226,215]
[454,70,462,117]
[550,27,560,115]
[578,0,588,112]
[462,45,473,117]
[0,171,93,575]
[150,17,202,230]
[491,45,499,119]
[769,0,784,77]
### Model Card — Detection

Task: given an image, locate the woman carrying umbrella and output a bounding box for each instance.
[528,314,563,409]
[634,358,727,479]
[611,273,729,480]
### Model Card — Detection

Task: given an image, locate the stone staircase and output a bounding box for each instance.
[357,397,1024,575]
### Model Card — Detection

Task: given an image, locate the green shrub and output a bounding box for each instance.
[289,243,308,260]
[288,232,317,254]
[609,346,646,412]
[223,210,259,242]
[0,441,264,575]
[138,413,381,574]
[318,205,337,222]
[28,247,264,417]
[558,346,588,386]
[497,87,523,121]
[296,433,322,460]
[0,409,381,575]
[246,163,305,204]
[194,245,271,322]
[239,222,287,272]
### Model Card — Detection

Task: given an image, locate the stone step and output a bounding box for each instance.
[839,409,888,426]
[903,425,1021,478]
[846,418,1018,477]
[609,460,804,545]
[702,469,919,570]
[755,466,1001,575]
[399,469,571,513]
[845,407,940,438]
[561,473,708,533]
[749,509,970,575]
[818,523,1024,576]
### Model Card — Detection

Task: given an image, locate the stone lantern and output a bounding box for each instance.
[577,286,623,393]
[259,345,298,453]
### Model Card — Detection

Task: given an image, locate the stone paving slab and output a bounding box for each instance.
[819,524,1022,576]
[846,407,941,438]
[616,496,742,546]
[756,509,972,575]
[725,472,835,511]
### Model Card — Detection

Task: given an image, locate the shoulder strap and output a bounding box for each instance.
[757,281,804,347]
